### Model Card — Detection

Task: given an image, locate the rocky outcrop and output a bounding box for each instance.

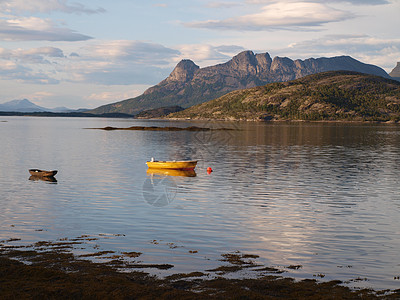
[144,60,199,96]
[390,62,400,81]
[165,60,199,83]
[89,51,390,115]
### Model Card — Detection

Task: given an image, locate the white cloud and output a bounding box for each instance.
[315,0,390,5]
[246,0,390,5]
[78,64,171,85]
[5,41,180,86]
[206,1,243,8]
[83,40,180,65]
[81,85,152,107]
[25,91,54,101]
[176,44,243,67]
[62,40,181,85]
[0,40,245,87]
[86,90,143,102]
[287,34,400,55]
[0,46,66,84]
[0,0,105,14]
[0,48,64,86]
[0,60,17,70]
[0,62,59,84]
[185,2,354,31]
[152,3,168,8]
[25,47,65,58]
[0,16,93,41]
[0,47,65,64]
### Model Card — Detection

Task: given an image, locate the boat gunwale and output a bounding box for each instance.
[146,160,197,170]
[146,160,197,163]
[29,169,58,177]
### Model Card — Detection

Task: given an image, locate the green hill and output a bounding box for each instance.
[168,71,400,122]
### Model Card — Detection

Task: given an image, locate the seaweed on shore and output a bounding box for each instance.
[1,238,399,299]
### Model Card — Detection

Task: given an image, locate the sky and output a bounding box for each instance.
[0,0,399,109]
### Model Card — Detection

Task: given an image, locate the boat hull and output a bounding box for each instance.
[146,160,197,170]
[29,169,58,177]
[29,175,58,183]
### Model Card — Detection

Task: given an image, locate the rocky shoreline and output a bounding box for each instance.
[166,117,400,124]
[1,237,399,299]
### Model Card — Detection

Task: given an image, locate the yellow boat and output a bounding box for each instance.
[146,159,197,170]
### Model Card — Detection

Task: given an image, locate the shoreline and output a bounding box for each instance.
[166,116,400,124]
[1,113,399,124]
[1,238,399,299]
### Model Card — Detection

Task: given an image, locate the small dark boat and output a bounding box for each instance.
[29,169,58,177]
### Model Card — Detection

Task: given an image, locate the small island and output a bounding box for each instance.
[89,126,232,131]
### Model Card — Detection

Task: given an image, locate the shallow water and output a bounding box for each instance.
[1,117,400,290]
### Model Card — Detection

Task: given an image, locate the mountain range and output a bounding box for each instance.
[89,50,391,115]
[0,99,84,113]
[168,71,400,122]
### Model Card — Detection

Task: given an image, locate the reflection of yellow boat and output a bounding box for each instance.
[146,160,197,170]
[147,168,196,177]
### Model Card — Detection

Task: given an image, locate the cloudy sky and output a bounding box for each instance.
[0,0,399,109]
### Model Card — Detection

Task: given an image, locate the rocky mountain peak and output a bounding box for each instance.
[271,57,295,71]
[255,52,272,72]
[389,62,400,78]
[232,50,257,64]
[166,59,199,82]
[228,51,258,74]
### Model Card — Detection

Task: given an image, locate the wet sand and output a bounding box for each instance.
[1,238,399,299]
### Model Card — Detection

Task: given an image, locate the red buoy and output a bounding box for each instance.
[207,167,213,174]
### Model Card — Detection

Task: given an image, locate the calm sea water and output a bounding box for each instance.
[1,116,400,290]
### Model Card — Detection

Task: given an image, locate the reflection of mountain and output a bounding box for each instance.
[202,123,399,285]
[211,122,399,148]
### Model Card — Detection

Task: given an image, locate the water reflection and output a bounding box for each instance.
[1,117,400,290]
[29,175,58,183]
[227,122,399,148]
[142,173,177,207]
[146,168,196,177]
[143,168,197,207]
